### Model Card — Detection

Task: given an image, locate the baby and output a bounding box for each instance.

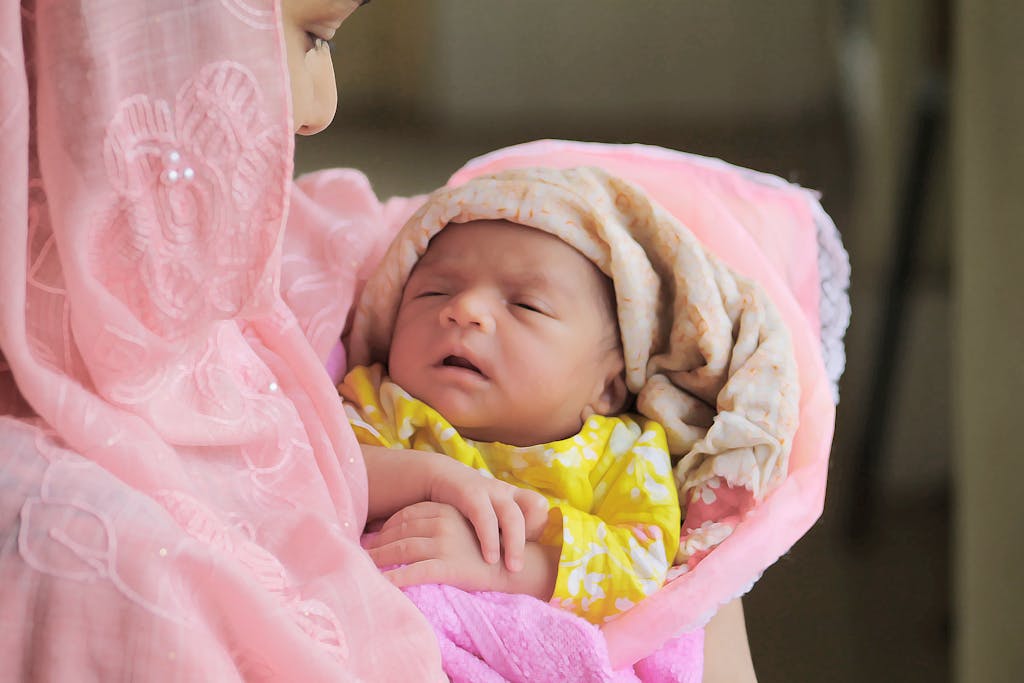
[341,201,681,625]
[340,164,800,628]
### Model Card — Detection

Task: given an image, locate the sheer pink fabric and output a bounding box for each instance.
[0,1,442,680]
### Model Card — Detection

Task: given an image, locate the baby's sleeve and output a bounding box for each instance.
[338,364,397,448]
[542,420,681,624]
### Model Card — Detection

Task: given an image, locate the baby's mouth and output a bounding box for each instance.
[441,355,484,376]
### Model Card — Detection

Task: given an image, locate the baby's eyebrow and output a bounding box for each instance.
[409,257,454,277]
[405,263,467,291]
[509,272,557,292]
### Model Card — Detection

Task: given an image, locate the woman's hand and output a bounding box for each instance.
[365,501,560,599]
[361,445,549,572]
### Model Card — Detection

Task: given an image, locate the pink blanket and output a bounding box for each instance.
[402,583,703,683]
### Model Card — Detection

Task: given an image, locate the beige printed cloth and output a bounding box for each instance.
[347,166,800,561]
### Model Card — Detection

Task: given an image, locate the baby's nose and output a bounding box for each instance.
[442,292,496,333]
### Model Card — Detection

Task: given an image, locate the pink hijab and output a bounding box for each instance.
[0,1,442,680]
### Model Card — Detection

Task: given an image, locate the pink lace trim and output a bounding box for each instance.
[814,202,851,403]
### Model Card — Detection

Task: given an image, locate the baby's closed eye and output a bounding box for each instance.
[510,295,556,317]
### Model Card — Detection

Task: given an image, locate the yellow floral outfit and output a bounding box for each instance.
[341,364,681,624]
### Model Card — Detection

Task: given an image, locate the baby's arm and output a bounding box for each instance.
[362,444,549,571]
[342,365,548,571]
[364,500,560,599]
[365,420,681,620]
[543,422,681,622]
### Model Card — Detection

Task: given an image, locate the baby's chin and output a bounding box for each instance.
[434,413,531,446]
[455,419,583,448]
[402,381,585,446]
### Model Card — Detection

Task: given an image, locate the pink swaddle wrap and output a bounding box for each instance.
[0,1,443,680]
[304,140,846,673]
[401,583,703,683]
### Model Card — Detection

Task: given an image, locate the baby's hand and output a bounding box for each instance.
[423,455,549,572]
[365,501,510,591]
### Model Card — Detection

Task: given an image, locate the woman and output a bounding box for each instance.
[0,0,755,679]
[1,0,445,679]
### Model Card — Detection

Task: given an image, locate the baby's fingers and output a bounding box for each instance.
[460,493,502,565]
[366,537,435,569]
[492,496,526,573]
[364,517,434,550]
[515,488,551,541]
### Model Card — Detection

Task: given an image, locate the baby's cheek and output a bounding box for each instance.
[528,365,573,405]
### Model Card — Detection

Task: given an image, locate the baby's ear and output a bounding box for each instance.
[591,369,630,417]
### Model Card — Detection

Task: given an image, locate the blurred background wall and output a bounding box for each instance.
[337,1,837,123]
[296,1,1023,680]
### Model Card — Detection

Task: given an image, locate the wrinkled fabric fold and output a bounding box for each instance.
[403,582,703,682]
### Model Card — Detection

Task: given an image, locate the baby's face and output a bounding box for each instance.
[280,0,367,135]
[388,220,624,446]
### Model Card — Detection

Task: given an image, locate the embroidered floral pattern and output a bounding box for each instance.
[219,0,278,30]
[23,177,94,385]
[18,456,191,626]
[280,217,361,354]
[97,61,285,340]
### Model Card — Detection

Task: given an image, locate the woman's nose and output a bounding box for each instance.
[441,292,496,333]
[297,51,338,136]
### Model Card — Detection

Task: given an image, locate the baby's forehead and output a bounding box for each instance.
[416,221,597,281]
[411,220,617,315]
[422,219,570,259]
